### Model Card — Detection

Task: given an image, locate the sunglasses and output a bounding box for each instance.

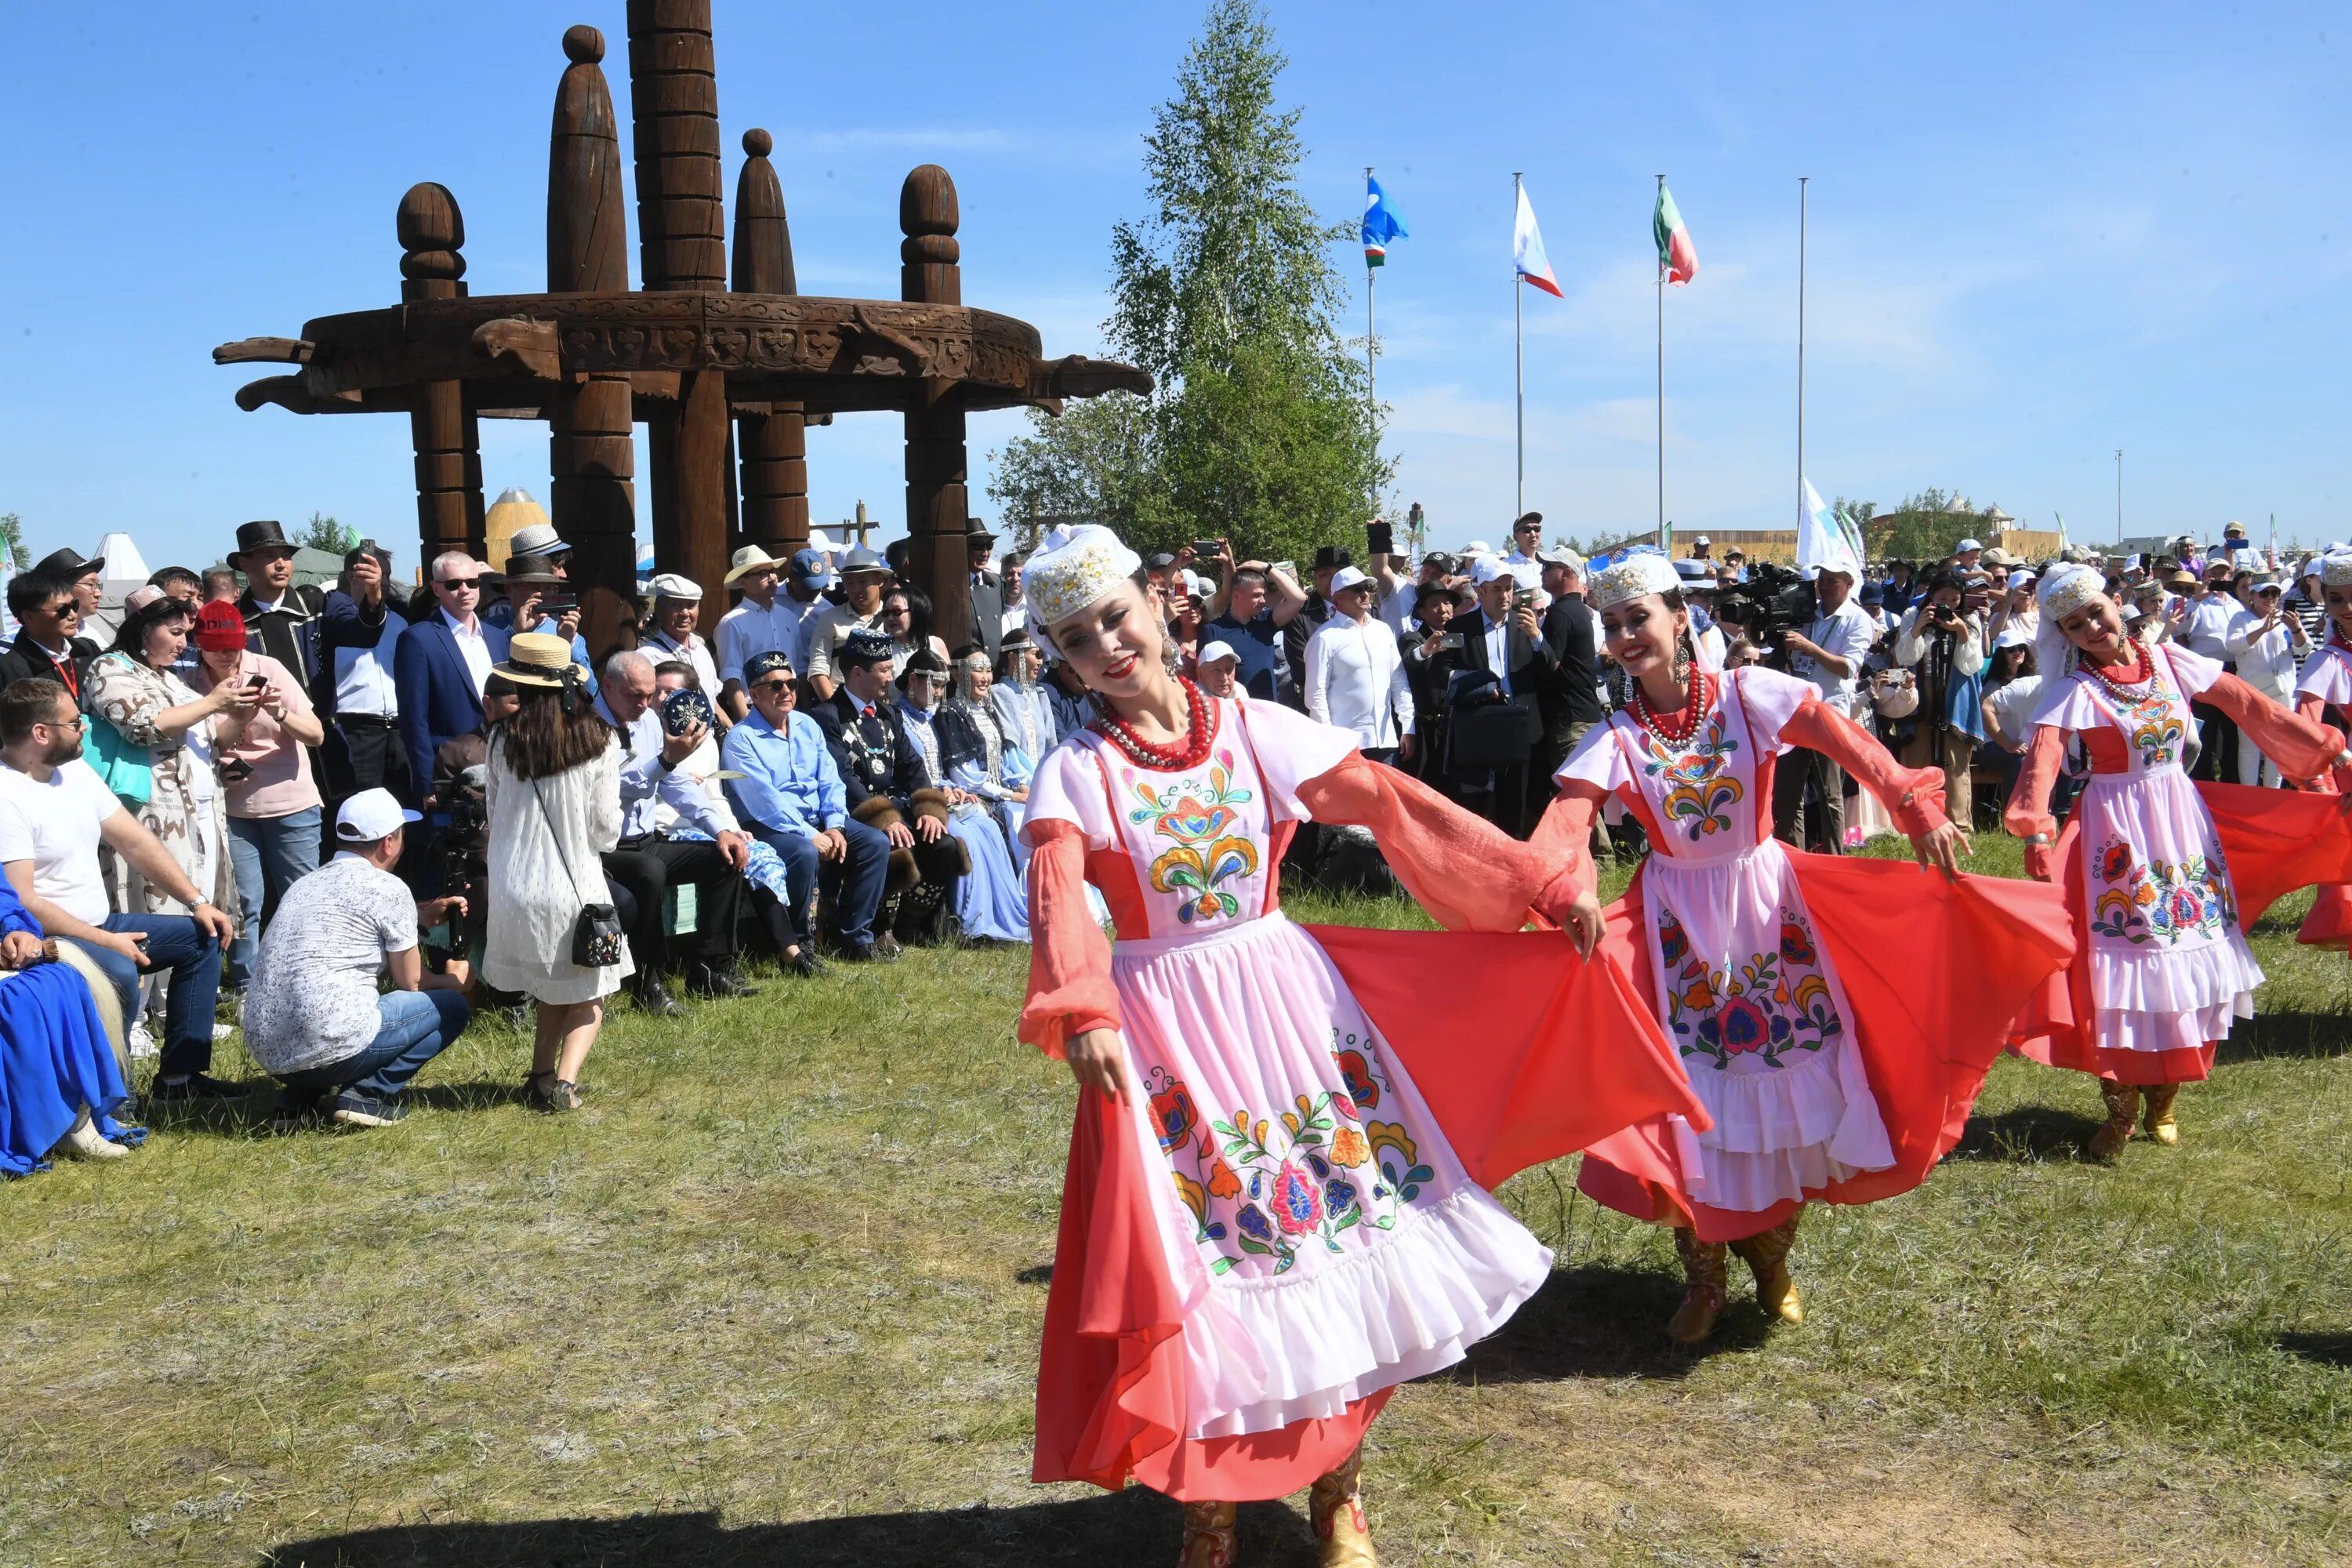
[437,577,481,590]
[751,677,794,694]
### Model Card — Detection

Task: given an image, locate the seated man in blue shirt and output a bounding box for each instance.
[720,651,893,964]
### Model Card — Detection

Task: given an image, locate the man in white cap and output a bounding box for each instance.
[1194,638,1242,701]
[241,788,472,1127]
[1303,566,1413,765]
[1687,535,1712,561]
[2225,576,2310,787]
[642,572,723,717]
[1773,561,1876,853]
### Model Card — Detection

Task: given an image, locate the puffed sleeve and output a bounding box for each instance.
[2003,726,2071,877]
[1777,693,1947,839]
[1292,750,1544,932]
[1527,783,1610,920]
[1017,824,1121,1058]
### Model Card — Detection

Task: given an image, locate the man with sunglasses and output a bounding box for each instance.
[0,572,97,704]
[0,678,238,1100]
[394,553,513,814]
[721,650,891,964]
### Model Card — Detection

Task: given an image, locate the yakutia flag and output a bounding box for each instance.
[1514,183,1563,297]
[1363,174,1406,267]
[1654,182,1697,285]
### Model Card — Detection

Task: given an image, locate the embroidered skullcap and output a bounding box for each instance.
[2034,563,2110,679]
[1021,524,1143,648]
[744,649,794,683]
[1584,551,1682,613]
[2318,550,2352,588]
[840,627,895,667]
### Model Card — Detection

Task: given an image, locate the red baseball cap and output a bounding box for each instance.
[193,601,249,652]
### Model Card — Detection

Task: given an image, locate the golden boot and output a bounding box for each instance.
[2142,1082,2180,1146]
[1308,1444,1377,1567]
[1178,1500,1237,1568]
[1730,1210,1804,1327]
[1666,1227,1729,1344]
[2089,1080,2141,1162]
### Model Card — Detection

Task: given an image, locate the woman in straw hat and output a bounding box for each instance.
[1530,551,2073,1345]
[480,633,625,1113]
[1014,525,1703,1568]
[2005,564,2352,1156]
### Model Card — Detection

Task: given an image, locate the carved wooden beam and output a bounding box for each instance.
[213,337,316,365]
[471,317,564,379]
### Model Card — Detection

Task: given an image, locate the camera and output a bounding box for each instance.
[1715,562,1817,659]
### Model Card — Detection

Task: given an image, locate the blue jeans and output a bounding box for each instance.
[274,989,471,1102]
[227,808,321,985]
[751,819,890,948]
[64,914,226,1080]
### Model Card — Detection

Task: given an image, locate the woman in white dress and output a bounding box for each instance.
[481,633,628,1112]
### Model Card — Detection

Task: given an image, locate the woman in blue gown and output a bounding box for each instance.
[0,875,143,1174]
[896,650,1031,943]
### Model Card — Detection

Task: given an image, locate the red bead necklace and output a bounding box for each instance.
[2082,638,2154,695]
[1096,675,1217,770]
[1631,670,1713,746]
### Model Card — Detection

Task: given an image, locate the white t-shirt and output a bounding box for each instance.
[0,758,122,926]
[1984,674,2045,749]
[242,852,419,1073]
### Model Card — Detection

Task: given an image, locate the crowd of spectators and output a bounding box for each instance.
[0,506,2324,1171]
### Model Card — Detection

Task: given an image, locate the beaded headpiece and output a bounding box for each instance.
[1585,551,1682,613]
[2035,564,2105,623]
[1023,524,1142,644]
[2319,550,2352,588]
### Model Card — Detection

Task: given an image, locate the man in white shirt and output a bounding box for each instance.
[2225,579,2312,786]
[0,677,236,1098]
[1500,511,1548,591]
[243,789,471,1127]
[1304,567,1414,764]
[594,651,755,1014]
[641,572,724,718]
[2183,560,2247,780]
[716,546,829,720]
[804,548,892,700]
[1774,563,1877,853]
[318,544,409,805]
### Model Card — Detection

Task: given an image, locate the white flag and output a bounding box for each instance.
[1798,477,1861,579]
[1514,184,1563,298]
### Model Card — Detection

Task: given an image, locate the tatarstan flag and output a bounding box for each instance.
[1654,182,1697,285]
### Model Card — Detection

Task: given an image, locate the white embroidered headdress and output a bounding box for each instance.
[1022,524,1143,648]
[2034,563,2111,678]
[1585,552,1682,613]
[2318,550,2352,588]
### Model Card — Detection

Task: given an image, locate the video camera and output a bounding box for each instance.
[1713,562,1817,665]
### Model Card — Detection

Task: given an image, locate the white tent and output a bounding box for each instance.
[84,532,154,644]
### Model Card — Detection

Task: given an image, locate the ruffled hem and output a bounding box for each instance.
[2100,993,2253,1057]
[1178,1185,1552,1440]
[1678,1034,1896,1211]
[2089,930,2262,1025]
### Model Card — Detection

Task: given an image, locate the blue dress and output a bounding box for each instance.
[899,700,1032,942]
[0,880,143,1175]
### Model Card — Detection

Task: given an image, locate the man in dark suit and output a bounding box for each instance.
[811,630,964,955]
[1,559,100,705]
[229,521,326,689]
[1282,544,1349,710]
[1450,557,1553,836]
[394,552,511,815]
[1534,549,1610,855]
[965,520,1005,662]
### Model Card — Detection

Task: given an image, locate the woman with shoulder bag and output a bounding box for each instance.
[480,633,626,1113]
[85,586,252,919]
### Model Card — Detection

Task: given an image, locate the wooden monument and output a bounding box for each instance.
[215,2,1149,657]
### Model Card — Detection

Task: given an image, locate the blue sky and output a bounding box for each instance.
[1,2,2343,575]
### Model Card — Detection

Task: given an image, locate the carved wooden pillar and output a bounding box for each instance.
[731,128,808,560]
[627,0,731,629]
[546,24,640,659]
[397,183,485,564]
[900,164,971,652]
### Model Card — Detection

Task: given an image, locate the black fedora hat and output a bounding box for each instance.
[31,546,103,582]
[230,520,296,562]
[965,517,1000,545]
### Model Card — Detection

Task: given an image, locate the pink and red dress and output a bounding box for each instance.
[1018,693,1702,1502]
[2005,642,2352,1083]
[1534,666,2073,1243]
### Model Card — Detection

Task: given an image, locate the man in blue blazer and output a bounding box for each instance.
[394,553,510,815]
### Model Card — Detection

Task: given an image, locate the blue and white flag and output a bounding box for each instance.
[1799,477,1864,579]
[1363,174,1407,267]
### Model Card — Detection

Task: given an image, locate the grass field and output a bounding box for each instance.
[3,834,2349,1566]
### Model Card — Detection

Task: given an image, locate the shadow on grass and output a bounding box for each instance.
[1444,1264,1769,1385]
[136,1079,529,1138]
[1945,1105,2105,1163]
[2276,1330,2352,1370]
[265,1495,1331,1568]
[2214,1011,2352,1064]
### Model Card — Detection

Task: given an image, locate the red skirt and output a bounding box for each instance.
[1032,927,1704,1501]
[2013,782,2352,1083]
[1579,855,2074,1243]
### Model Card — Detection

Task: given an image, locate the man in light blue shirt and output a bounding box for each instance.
[593,650,755,1012]
[720,651,892,961]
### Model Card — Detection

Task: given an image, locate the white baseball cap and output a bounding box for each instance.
[2006,569,2033,590]
[1693,535,1711,546]
[1462,539,1494,557]
[1328,566,1370,593]
[1197,640,1240,666]
[336,787,423,844]
[1469,555,1513,586]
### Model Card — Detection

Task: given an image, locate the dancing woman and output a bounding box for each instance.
[1015,527,1704,1568]
[2292,551,2352,952]
[1530,553,2071,1344]
[2007,564,2352,1156]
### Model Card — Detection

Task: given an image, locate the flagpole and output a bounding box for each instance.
[1515,171,1526,520]
[1656,172,1665,549]
[1365,165,1377,434]
[1798,176,1807,539]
